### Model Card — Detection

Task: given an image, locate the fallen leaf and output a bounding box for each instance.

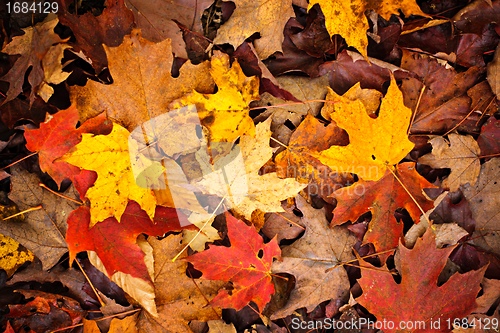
[274,113,352,204]
[0,94,56,128]
[271,195,356,319]
[61,122,161,226]
[136,235,224,333]
[312,76,414,181]
[57,0,135,73]
[37,43,72,102]
[261,209,305,243]
[192,117,307,220]
[207,320,237,333]
[70,29,215,132]
[0,233,34,277]
[400,50,484,134]
[319,49,415,96]
[357,228,487,333]
[488,43,500,100]
[332,163,436,261]
[418,134,481,192]
[6,260,99,309]
[1,166,79,270]
[0,14,66,105]
[252,74,330,145]
[171,51,259,144]
[182,212,221,252]
[66,201,194,283]
[453,0,500,35]
[478,117,500,156]
[88,246,157,317]
[309,0,429,58]
[83,313,139,333]
[213,0,295,59]
[186,212,280,311]
[475,278,500,314]
[24,106,112,189]
[463,158,500,256]
[124,0,214,59]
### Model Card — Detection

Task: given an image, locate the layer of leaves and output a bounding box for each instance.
[66,201,195,282]
[271,195,357,319]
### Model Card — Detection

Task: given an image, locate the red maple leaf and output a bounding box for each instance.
[66,201,196,282]
[186,212,281,311]
[24,106,112,197]
[357,228,487,333]
[331,163,436,262]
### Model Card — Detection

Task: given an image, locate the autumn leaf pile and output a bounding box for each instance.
[0,0,500,332]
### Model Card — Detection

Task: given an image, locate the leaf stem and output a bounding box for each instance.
[39,183,83,204]
[2,205,42,220]
[172,196,226,261]
[387,166,431,225]
[0,151,38,170]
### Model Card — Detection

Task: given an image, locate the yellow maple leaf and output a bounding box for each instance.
[309,0,430,58]
[312,76,414,181]
[61,123,163,226]
[170,51,259,144]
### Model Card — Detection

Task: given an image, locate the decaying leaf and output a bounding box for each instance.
[137,235,224,333]
[463,158,500,256]
[1,166,79,270]
[271,195,356,319]
[0,233,34,277]
[1,14,67,105]
[419,134,480,192]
